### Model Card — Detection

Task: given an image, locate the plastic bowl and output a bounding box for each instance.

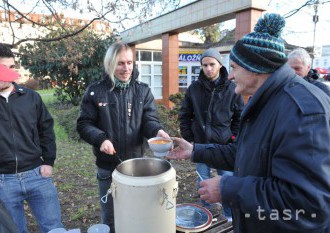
[147,137,173,157]
[87,224,110,233]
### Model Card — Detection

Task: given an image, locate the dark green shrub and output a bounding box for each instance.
[157,92,184,137]
[56,105,80,141]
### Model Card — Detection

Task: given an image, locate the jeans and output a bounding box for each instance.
[0,166,63,233]
[196,163,233,218]
[97,167,115,233]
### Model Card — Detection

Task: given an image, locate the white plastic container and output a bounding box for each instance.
[111,158,178,233]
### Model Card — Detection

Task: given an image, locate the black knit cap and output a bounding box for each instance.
[230,13,287,73]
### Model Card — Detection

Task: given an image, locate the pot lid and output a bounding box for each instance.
[176,203,212,232]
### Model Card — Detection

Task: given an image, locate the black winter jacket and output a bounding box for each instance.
[0,83,56,174]
[77,68,163,169]
[179,66,244,144]
[304,69,330,97]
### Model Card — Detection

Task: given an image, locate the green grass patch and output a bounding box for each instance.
[37,89,56,105]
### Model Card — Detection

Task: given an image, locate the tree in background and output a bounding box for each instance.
[1,0,181,48]
[1,0,181,105]
[195,23,224,44]
[19,28,114,106]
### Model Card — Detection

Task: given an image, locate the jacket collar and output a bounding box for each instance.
[12,83,26,95]
[199,66,229,91]
[241,64,297,120]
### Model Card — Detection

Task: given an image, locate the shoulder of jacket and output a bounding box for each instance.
[87,79,108,90]
[14,84,39,97]
[188,80,203,90]
[135,80,149,87]
[284,81,326,115]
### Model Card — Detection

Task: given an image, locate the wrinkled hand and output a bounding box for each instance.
[100,140,117,155]
[166,137,193,160]
[40,165,53,177]
[157,129,170,139]
[198,176,222,203]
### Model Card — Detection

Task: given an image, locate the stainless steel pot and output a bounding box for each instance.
[116,157,172,176]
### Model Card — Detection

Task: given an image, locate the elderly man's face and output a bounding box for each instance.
[287,57,310,78]
[228,61,268,96]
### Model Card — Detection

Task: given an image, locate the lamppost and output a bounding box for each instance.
[311,0,320,68]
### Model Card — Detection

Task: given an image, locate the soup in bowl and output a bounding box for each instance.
[148,137,173,157]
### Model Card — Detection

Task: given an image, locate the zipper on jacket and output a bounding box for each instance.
[6,95,19,173]
[205,90,215,142]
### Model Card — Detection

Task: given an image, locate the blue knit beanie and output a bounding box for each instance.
[230,13,287,73]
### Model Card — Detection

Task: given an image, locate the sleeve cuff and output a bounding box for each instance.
[95,133,107,148]
[42,158,55,167]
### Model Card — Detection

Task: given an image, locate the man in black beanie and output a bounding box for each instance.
[167,13,330,233]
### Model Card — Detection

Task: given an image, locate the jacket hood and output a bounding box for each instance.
[241,64,297,120]
[198,65,229,91]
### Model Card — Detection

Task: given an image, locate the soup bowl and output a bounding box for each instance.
[147,137,173,157]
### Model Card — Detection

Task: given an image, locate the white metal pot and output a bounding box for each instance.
[111,158,178,233]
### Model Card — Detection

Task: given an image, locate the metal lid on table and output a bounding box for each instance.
[176,203,212,232]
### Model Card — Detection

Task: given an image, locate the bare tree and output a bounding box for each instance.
[1,0,181,48]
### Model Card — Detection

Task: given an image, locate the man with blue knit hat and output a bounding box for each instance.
[179,48,244,221]
[167,13,330,233]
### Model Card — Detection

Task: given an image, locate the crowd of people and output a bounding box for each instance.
[0,12,329,233]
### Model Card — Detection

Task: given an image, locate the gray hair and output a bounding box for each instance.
[103,42,132,86]
[287,48,311,67]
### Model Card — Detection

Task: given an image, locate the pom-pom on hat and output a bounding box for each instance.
[0,64,19,82]
[230,13,287,74]
[201,48,222,65]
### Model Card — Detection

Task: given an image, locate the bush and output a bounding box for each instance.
[157,92,184,137]
[55,105,80,141]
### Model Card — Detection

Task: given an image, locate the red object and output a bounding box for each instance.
[0,64,19,82]
[315,67,330,74]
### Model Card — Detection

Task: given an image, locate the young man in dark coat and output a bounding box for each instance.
[179,48,244,220]
[167,13,330,233]
[0,44,63,233]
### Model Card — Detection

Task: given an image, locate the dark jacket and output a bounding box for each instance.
[77,68,163,169]
[179,66,244,144]
[304,69,330,97]
[0,83,56,174]
[192,64,330,233]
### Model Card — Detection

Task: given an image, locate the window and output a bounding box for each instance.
[140,51,152,61]
[178,63,202,92]
[136,50,163,99]
[153,52,162,61]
